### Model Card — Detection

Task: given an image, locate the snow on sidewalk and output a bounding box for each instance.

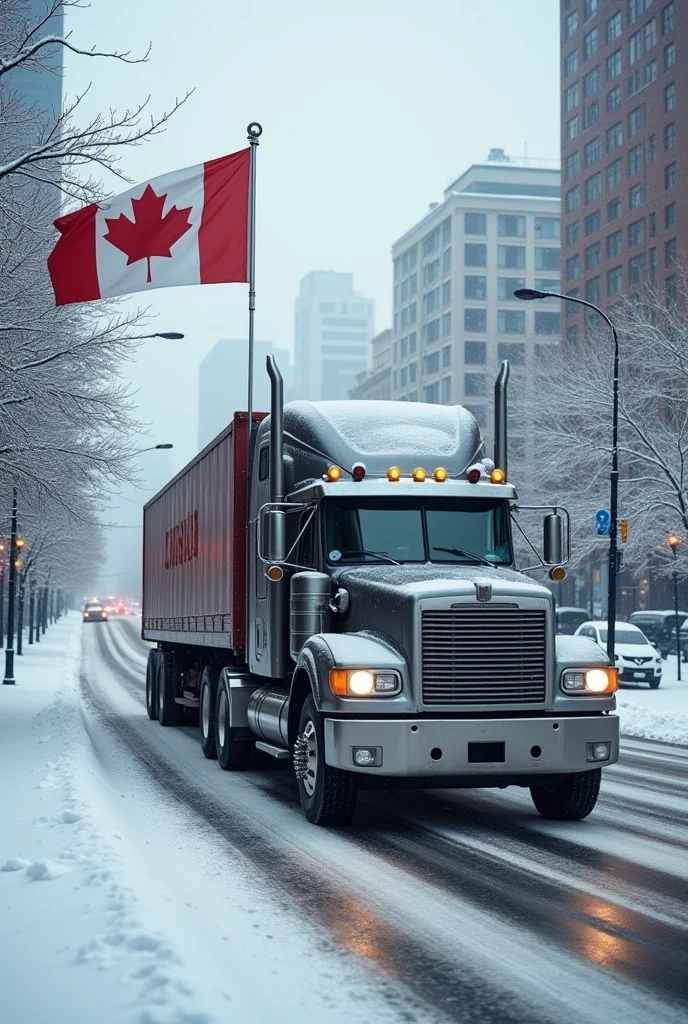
[616,654,688,745]
[0,614,220,1024]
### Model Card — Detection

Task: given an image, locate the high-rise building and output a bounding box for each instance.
[349,329,392,400]
[9,1,64,131]
[294,271,375,401]
[559,0,685,330]
[198,340,292,448]
[391,153,561,446]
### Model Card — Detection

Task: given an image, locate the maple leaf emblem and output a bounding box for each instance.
[103,184,193,283]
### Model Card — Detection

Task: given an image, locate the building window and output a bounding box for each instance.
[423,228,440,256]
[400,366,408,388]
[664,41,675,67]
[584,0,598,20]
[607,230,623,258]
[442,249,452,276]
[409,361,417,382]
[498,245,526,269]
[629,29,643,65]
[607,265,623,296]
[423,382,440,404]
[534,217,560,239]
[464,276,485,299]
[424,352,440,375]
[566,152,580,179]
[648,134,657,163]
[628,144,643,176]
[535,311,561,335]
[534,278,561,292]
[606,122,623,152]
[585,209,601,235]
[566,221,580,245]
[628,105,644,137]
[464,243,487,267]
[464,373,486,397]
[566,185,581,213]
[585,172,602,203]
[628,218,645,246]
[442,345,451,368]
[629,183,645,208]
[422,288,440,316]
[422,319,441,346]
[464,341,486,365]
[629,0,653,23]
[584,67,599,97]
[606,11,622,42]
[665,202,676,229]
[665,162,676,189]
[585,241,601,269]
[442,281,451,306]
[566,254,581,281]
[583,27,598,59]
[606,49,622,80]
[666,274,677,305]
[564,49,579,76]
[564,82,580,111]
[606,158,622,190]
[464,213,486,235]
[665,82,676,111]
[607,86,622,112]
[565,11,578,40]
[646,58,658,84]
[645,17,657,50]
[585,276,601,303]
[497,343,525,366]
[665,237,677,266]
[629,253,646,284]
[464,309,486,332]
[442,313,451,337]
[408,302,417,324]
[422,260,440,286]
[498,215,526,237]
[442,217,451,246]
[441,377,452,404]
[409,331,417,353]
[607,196,622,221]
[498,277,525,300]
[661,2,674,35]
[585,100,600,128]
[566,116,579,140]
[497,310,525,334]
[535,247,560,271]
[664,122,676,150]
[584,138,601,168]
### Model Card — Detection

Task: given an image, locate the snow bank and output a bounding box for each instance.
[616,655,688,745]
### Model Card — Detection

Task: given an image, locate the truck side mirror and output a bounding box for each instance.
[543,512,564,565]
[260,508,287,563]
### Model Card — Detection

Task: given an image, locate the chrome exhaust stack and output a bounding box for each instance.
[266,354,284,504]
[494,359,510,478]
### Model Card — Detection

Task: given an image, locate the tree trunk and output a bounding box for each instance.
[16,580,24,656]
[28,579,35,645]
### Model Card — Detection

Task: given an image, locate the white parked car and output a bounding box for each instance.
[574,621,662,688]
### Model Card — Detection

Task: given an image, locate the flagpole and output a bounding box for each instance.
[246,122,262,479]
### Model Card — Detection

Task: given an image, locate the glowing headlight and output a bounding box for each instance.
[329,669,402,697]
[561,668,618,694]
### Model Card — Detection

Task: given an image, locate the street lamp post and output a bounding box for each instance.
[136,444,174,454]
[3,489,19,684]
[133,332,185,341]
[667,534,681,680]
[515,287,620,664]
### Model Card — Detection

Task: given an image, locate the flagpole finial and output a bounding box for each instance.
[247,122,263,141]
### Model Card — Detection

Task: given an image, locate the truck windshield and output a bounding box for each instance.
[324,497,511,565]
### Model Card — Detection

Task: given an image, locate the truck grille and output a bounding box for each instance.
[421,607,547,705]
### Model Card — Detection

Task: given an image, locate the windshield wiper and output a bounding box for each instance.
[340,549,401,565]
[432,546,495,567]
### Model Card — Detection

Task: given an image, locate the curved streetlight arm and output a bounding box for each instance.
[135,444,173,454]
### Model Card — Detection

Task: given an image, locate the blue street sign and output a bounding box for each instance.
[595,509,610,536]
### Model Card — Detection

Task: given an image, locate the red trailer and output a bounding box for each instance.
[142,412,263,654]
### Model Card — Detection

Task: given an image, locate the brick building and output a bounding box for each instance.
[560,0,685,337]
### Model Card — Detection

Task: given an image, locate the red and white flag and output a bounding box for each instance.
[48,148,250,306]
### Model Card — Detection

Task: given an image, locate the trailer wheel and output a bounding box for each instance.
[215,674,253,770]
[296,694,357,826]
[157,650,183,727]
[145,650,160,721]
[199,664,219,759]
[530,768,601,821]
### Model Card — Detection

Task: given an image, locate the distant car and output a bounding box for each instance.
[83,602,108,623]
[575,620,662,688]
[555,606,590,635]
[667,619,688,662]
[628,609,688,659]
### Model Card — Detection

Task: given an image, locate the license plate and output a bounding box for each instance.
[633,671,647,679]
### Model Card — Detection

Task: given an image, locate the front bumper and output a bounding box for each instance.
[617,662,661,682]
[324,714,619,776]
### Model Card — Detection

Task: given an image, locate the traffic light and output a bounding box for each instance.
[620,520,629,543]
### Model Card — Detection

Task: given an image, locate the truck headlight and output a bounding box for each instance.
[329,669,402,697]
[561,668,618,694]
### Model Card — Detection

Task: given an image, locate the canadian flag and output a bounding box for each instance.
[48,148,250,306]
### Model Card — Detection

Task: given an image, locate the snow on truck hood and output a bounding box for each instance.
[334,563,552,602]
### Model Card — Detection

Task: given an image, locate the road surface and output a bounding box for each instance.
[80,618,688,1024]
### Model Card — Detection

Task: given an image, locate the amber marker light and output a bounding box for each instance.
[387,466,401,482]
[549,566,566,582]
[412,467,426,482]
[490,469,506,484]
[326,465,342,482]
[433,467,448,482]
[266,565,284,582]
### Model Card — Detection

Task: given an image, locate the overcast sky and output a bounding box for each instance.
[65,0,560,589]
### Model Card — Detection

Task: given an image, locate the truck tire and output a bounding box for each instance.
[296,694,357,826]
[214,673,253,770]
[199,664,219,759]
[145,650,160,721]
[530,768,601,821]
[157,650,183,727]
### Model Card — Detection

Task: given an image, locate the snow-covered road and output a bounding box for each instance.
[75,618,688,1024]
[2,616,687,1024]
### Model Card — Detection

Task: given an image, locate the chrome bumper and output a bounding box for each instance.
[324,714,619,776]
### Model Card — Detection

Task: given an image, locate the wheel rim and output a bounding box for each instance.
[302,719,317,797]
[201,682,210,738]
[158,667,164,714]
[218,689,227,748]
